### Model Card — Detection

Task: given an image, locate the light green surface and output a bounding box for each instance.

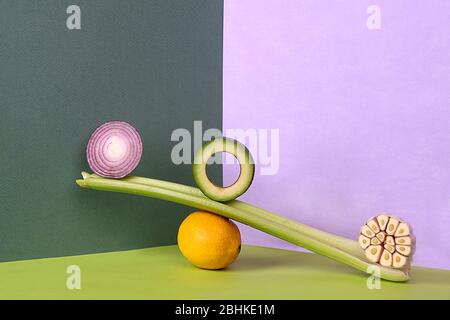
[0,245,449,300]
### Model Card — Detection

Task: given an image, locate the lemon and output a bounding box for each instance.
[177,211,241,269]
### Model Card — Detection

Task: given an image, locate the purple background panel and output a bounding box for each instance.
[223,0,450,269]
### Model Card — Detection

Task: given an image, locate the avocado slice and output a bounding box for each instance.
[193,137,255,202]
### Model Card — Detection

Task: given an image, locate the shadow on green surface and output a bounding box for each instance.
[230,247,359,274]
[409,267,450,286]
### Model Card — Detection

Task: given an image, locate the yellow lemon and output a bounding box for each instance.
[177,211,241,269]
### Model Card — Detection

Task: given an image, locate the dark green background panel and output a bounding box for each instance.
[0,1,223,262]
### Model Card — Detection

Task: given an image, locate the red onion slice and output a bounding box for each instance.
[86,121,143,178]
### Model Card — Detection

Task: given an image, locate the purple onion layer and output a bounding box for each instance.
[86,121,143,178]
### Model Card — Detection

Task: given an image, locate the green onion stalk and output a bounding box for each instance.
[76,172,409,282]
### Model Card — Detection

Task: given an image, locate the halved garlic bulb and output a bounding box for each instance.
[359,213,415,269]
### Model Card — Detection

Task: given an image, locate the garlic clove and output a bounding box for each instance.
[365,245,383,263]
[395,236,413,245]
[394,222,411,237]
[376,214,389,231]
[361,225,375,238]
[385,235,395,246]
[380,249,393,267]
[359,234,371,249]
[384,244,395,254]
[376,231,386,242]
[371,237,381,245]
[367,219,380,233]
[396,245,411,257]
[386,217,400,235]
[392,252,408,268]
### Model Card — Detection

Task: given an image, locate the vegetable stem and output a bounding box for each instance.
[76,173,409,282]
[114,175,364,259]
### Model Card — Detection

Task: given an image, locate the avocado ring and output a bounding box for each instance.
[193,137,255,202]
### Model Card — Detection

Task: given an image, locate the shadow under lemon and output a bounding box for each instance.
[177,211,355,274]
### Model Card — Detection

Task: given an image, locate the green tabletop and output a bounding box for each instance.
[0,245,449,299]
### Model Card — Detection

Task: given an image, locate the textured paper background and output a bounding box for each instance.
[223,0,450,269]
[0,0,223,262]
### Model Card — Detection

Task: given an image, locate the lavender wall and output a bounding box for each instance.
[223,0,450,269]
